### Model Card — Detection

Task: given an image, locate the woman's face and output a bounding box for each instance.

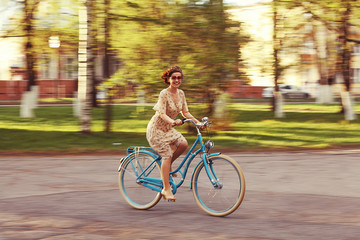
[169,72,182,88]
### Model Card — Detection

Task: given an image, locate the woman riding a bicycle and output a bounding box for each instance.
[146,66,200,201]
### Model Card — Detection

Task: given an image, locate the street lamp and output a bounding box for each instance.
[49,36,61,99]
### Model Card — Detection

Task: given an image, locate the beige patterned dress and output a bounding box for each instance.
[146,89,188,159]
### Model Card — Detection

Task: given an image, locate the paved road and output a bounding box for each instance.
[1,150,360,240]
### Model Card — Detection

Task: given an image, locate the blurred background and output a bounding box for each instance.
[2,0,360,105]
[1,0,360,151]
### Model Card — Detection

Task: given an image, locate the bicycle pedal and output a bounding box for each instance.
[162,197,176,202]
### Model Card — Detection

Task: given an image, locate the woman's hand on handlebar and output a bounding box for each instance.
[172,119,183,126]
[182,118,207,130]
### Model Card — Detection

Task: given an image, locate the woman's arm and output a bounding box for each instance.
[158,111,199,126]
[159,112,177,126]
[182,111,200,124]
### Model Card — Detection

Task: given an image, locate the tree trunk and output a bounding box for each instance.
[20,0,40,118]
[90,1,98,108]
[24,0,38,91]
[272,0,284,117]
[311,24,333,104]
[78,0,93,134]
[104,0,112,133]
[339,0,356,120]
[340,0,351,92]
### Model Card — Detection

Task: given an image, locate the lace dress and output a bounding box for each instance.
[146,89,188,159]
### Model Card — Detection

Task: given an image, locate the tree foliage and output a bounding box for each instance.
[101,0,242,115]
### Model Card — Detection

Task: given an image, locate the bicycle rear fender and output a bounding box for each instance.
[190,152,221,189]
[117,148,161,172]
[126,146,161,158]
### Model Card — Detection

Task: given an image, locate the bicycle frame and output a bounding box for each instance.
[118,119,221,194]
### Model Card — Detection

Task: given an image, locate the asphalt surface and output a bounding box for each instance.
[0,150,360,239]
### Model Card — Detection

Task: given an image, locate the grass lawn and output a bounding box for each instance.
[1,102,360,154]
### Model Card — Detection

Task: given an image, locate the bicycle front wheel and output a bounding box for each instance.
[192,154,245,216]
[118,152,162,210]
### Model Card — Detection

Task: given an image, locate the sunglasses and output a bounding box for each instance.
[171,76,182,80]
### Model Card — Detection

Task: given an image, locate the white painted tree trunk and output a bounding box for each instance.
[274,91,284,118]
[77,0,92,133]
[136,89,145,115]
[214,92,228,119]
[30,85,39,109]
[341,91,356,121]
[20,85,38,118]
[20,91,34,118]
[316,85,333,104]
[73,91,81,117]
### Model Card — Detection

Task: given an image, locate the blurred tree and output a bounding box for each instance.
[293,1,346,104]
[0,0,42,91]
[98,0,168,133]
[269,0,301,117]
[177,0,241,116]
[23,0,41,91]
[1,0,81,95]
[103,0,113,132]
[296,0,360,118]
[337,0,357,119]
[264,0,360,118]
[104,0,242,117]
[271,0,283,117]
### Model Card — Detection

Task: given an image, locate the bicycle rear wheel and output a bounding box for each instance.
[192,154,245,216]
[118,151,162,210]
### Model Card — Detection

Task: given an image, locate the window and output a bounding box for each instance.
[63,56,77,80]
[38,54,51,80]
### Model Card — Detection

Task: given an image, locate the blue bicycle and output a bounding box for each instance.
[117,117,245,216]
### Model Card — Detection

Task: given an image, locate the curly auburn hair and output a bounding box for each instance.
[161,66,183,85]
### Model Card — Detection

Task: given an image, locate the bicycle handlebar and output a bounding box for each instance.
[181,117,211,128]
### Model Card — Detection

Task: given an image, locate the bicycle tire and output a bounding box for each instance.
[192,154,245,216]
[118,151,162,210]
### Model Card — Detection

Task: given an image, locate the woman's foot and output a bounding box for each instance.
[161,189,176,202]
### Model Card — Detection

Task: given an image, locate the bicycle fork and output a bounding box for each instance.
[191,152,223,189]
[204,155,223,189]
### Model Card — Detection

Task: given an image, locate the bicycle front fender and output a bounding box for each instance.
[207,152,222,158]
[190,152,221,189]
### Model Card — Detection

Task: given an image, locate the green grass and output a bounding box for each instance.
[1,103,360,154]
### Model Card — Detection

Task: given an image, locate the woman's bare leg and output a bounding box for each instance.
[161,157,175,200]
[170,141,188,176]
[171,141,188,164]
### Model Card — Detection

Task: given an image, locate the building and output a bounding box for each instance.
[1,0,360,101]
